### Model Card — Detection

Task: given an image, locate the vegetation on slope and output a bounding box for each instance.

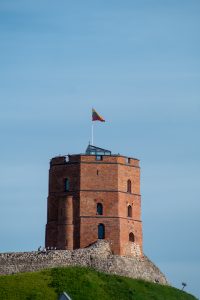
[0,267,197,300]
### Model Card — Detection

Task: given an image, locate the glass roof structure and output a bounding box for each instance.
[85,145,111,156]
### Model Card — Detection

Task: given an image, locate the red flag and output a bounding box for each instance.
[92,108,105,122]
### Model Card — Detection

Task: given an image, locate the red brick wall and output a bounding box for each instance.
[45,153,143,257]
[80,217,121,254]
[80,162,118,191]
[80,191,118,217]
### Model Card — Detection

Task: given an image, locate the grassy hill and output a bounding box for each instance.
[0,267,197,300]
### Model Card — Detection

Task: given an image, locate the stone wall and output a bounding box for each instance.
[0,241,168,285]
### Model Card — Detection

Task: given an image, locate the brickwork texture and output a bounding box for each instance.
[45,151,143,257]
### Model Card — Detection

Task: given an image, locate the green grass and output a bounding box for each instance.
[0,270,56,300]
[0,267,197,300]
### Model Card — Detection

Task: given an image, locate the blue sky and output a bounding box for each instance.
[0,0,200,297]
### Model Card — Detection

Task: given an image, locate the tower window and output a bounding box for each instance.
[96,155,103,161]
[129,232,135,242]
[127,205,132,217]
[97,203,103,215]
[126,157,131,164]
[127,180,131,193]
[65,178,70,191]
[98,223,105,239]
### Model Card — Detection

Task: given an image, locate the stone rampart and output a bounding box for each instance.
[0,241,168,285]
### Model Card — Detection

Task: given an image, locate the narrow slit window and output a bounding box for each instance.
[127,180,131,193]
[127,205,132,217]
[98,223,105,239]
[97,203,103,215]
[65,178,70,191]
[129,232,135,242]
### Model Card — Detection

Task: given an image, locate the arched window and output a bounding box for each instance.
[127,180,131,193]
[129,232,135,242]
[65,178,70,191]
[127,205,132,217]
[97,203,103,215]
[98,223,105,239]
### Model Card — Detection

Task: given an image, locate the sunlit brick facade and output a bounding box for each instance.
[45,145,143,257]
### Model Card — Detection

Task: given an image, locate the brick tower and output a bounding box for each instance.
[45,145,143,257]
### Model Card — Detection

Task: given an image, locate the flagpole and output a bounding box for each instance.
[91,122,94,145]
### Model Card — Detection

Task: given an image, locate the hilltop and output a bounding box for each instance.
[0,240,167,284]
[0,266,197,300]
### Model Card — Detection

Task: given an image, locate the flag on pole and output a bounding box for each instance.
[92,108,105,122]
